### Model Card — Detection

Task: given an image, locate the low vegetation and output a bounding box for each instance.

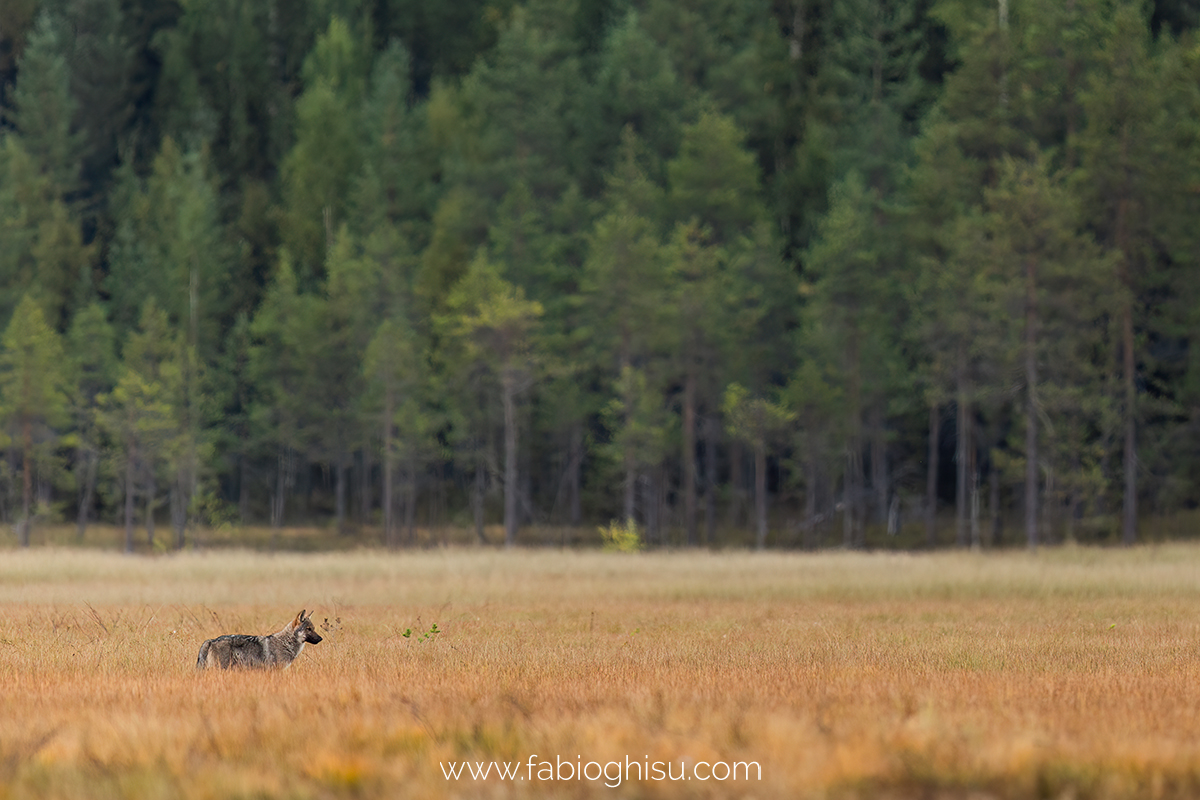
[2,545,1200,798]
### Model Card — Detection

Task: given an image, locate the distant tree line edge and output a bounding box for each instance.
[0,0,1199,550]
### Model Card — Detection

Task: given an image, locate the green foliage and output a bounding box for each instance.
[0,295,70,431]
[98,367,176,478]
[364,315,433,465]
[444,252,544,374]
[598,518,643,552]
[248,255,326,466]
[0,0,1198,547]
[587,12,684,186]
[106,138,228,353]
[600,366,670,476]
[52,0,137,193]
[9,11,82,194]
[0,55,92,329]
[400,622,441,641]
[667,111,762,241]
[280,17,369,286]
[355,40,430,240]
[722,383,794,453]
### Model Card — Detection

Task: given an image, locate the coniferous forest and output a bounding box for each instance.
[1,0,1199,550]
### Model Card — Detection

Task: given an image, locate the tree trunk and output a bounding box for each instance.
[804,450,818,549]
[238,451,250,523]
[1122,302,1137,545]
[843,449,859,548]
[474,452,486,545]
[682,371,697,545]
[1117,190,1137,546]
[382,381,394,547]
[77,449,98,542]
[870,407,887,525]
[124,447,136,554]
[990,459,1002,545]
[1041,466,1054,544]
[845,329,863,548]
[271,451,284,529]
[406,455,416,545]
[728,440,744,528]
[926,402,940,547]
[704,415,717,545]
[623,441,636,526]
[182,333,198,549]
[568,426,582,527]
[955,348,970,548]
[20,416,31,547]
[335,458,347,536]
[970,466,980,549]
[755,443,767,550]
[503,371,518,547]
[271,448,288,551]
[619,355,635,527]
[645,470,660,545]
[171,484,186,550]
[360,438,372,526]
[146,472,156,549]
[1025,256,1039,549]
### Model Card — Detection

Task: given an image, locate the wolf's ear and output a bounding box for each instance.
[294,610,306,626]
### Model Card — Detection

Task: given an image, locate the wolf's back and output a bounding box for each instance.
[196,634,269,669]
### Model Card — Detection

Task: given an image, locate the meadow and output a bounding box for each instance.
[2,542,1200,798]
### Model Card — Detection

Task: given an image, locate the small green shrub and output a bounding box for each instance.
[402,623,440,642]
[598,520,643,553]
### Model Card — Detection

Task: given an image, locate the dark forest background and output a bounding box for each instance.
[1,0,1199,550]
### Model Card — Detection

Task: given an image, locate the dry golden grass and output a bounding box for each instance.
[3,543,1200,798]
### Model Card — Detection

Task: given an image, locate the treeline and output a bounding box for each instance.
[0,0,1199,550]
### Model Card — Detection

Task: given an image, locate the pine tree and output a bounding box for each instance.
[600,366,671,537]
[1073,0,1180,544]
[802,171,904,546]
[582,133,672,524]
[354,40,431,244]
[783,353,845,547]
[319,227,388,533]
[99,365,176,553]
[0,296,69,546]
[443,253,543,547]
[117,301,187,550]
[585,10,685,189]
[280,16,369,287]
[52,0,137,199]
[66,301,116,540]
[363,315,426,546]
[0,11,91,327]
[814,0,928,187]
[983,156,1113,547]
[664,111,765,544]
[249,255,325,533]
[106,138,228,361]
[9,10,83,194]
[722,382,794,549]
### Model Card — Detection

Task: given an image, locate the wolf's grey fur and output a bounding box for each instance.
[196,609,323,670]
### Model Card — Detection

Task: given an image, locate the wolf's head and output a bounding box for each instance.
[292,610,323,645]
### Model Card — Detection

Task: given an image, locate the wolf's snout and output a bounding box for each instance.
[307,631,323,644]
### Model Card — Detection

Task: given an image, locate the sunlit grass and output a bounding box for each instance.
[2,544,1200,797]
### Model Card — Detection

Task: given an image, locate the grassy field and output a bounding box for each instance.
[2,544,1200,798]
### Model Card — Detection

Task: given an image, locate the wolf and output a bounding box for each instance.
[196,609,322,670]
